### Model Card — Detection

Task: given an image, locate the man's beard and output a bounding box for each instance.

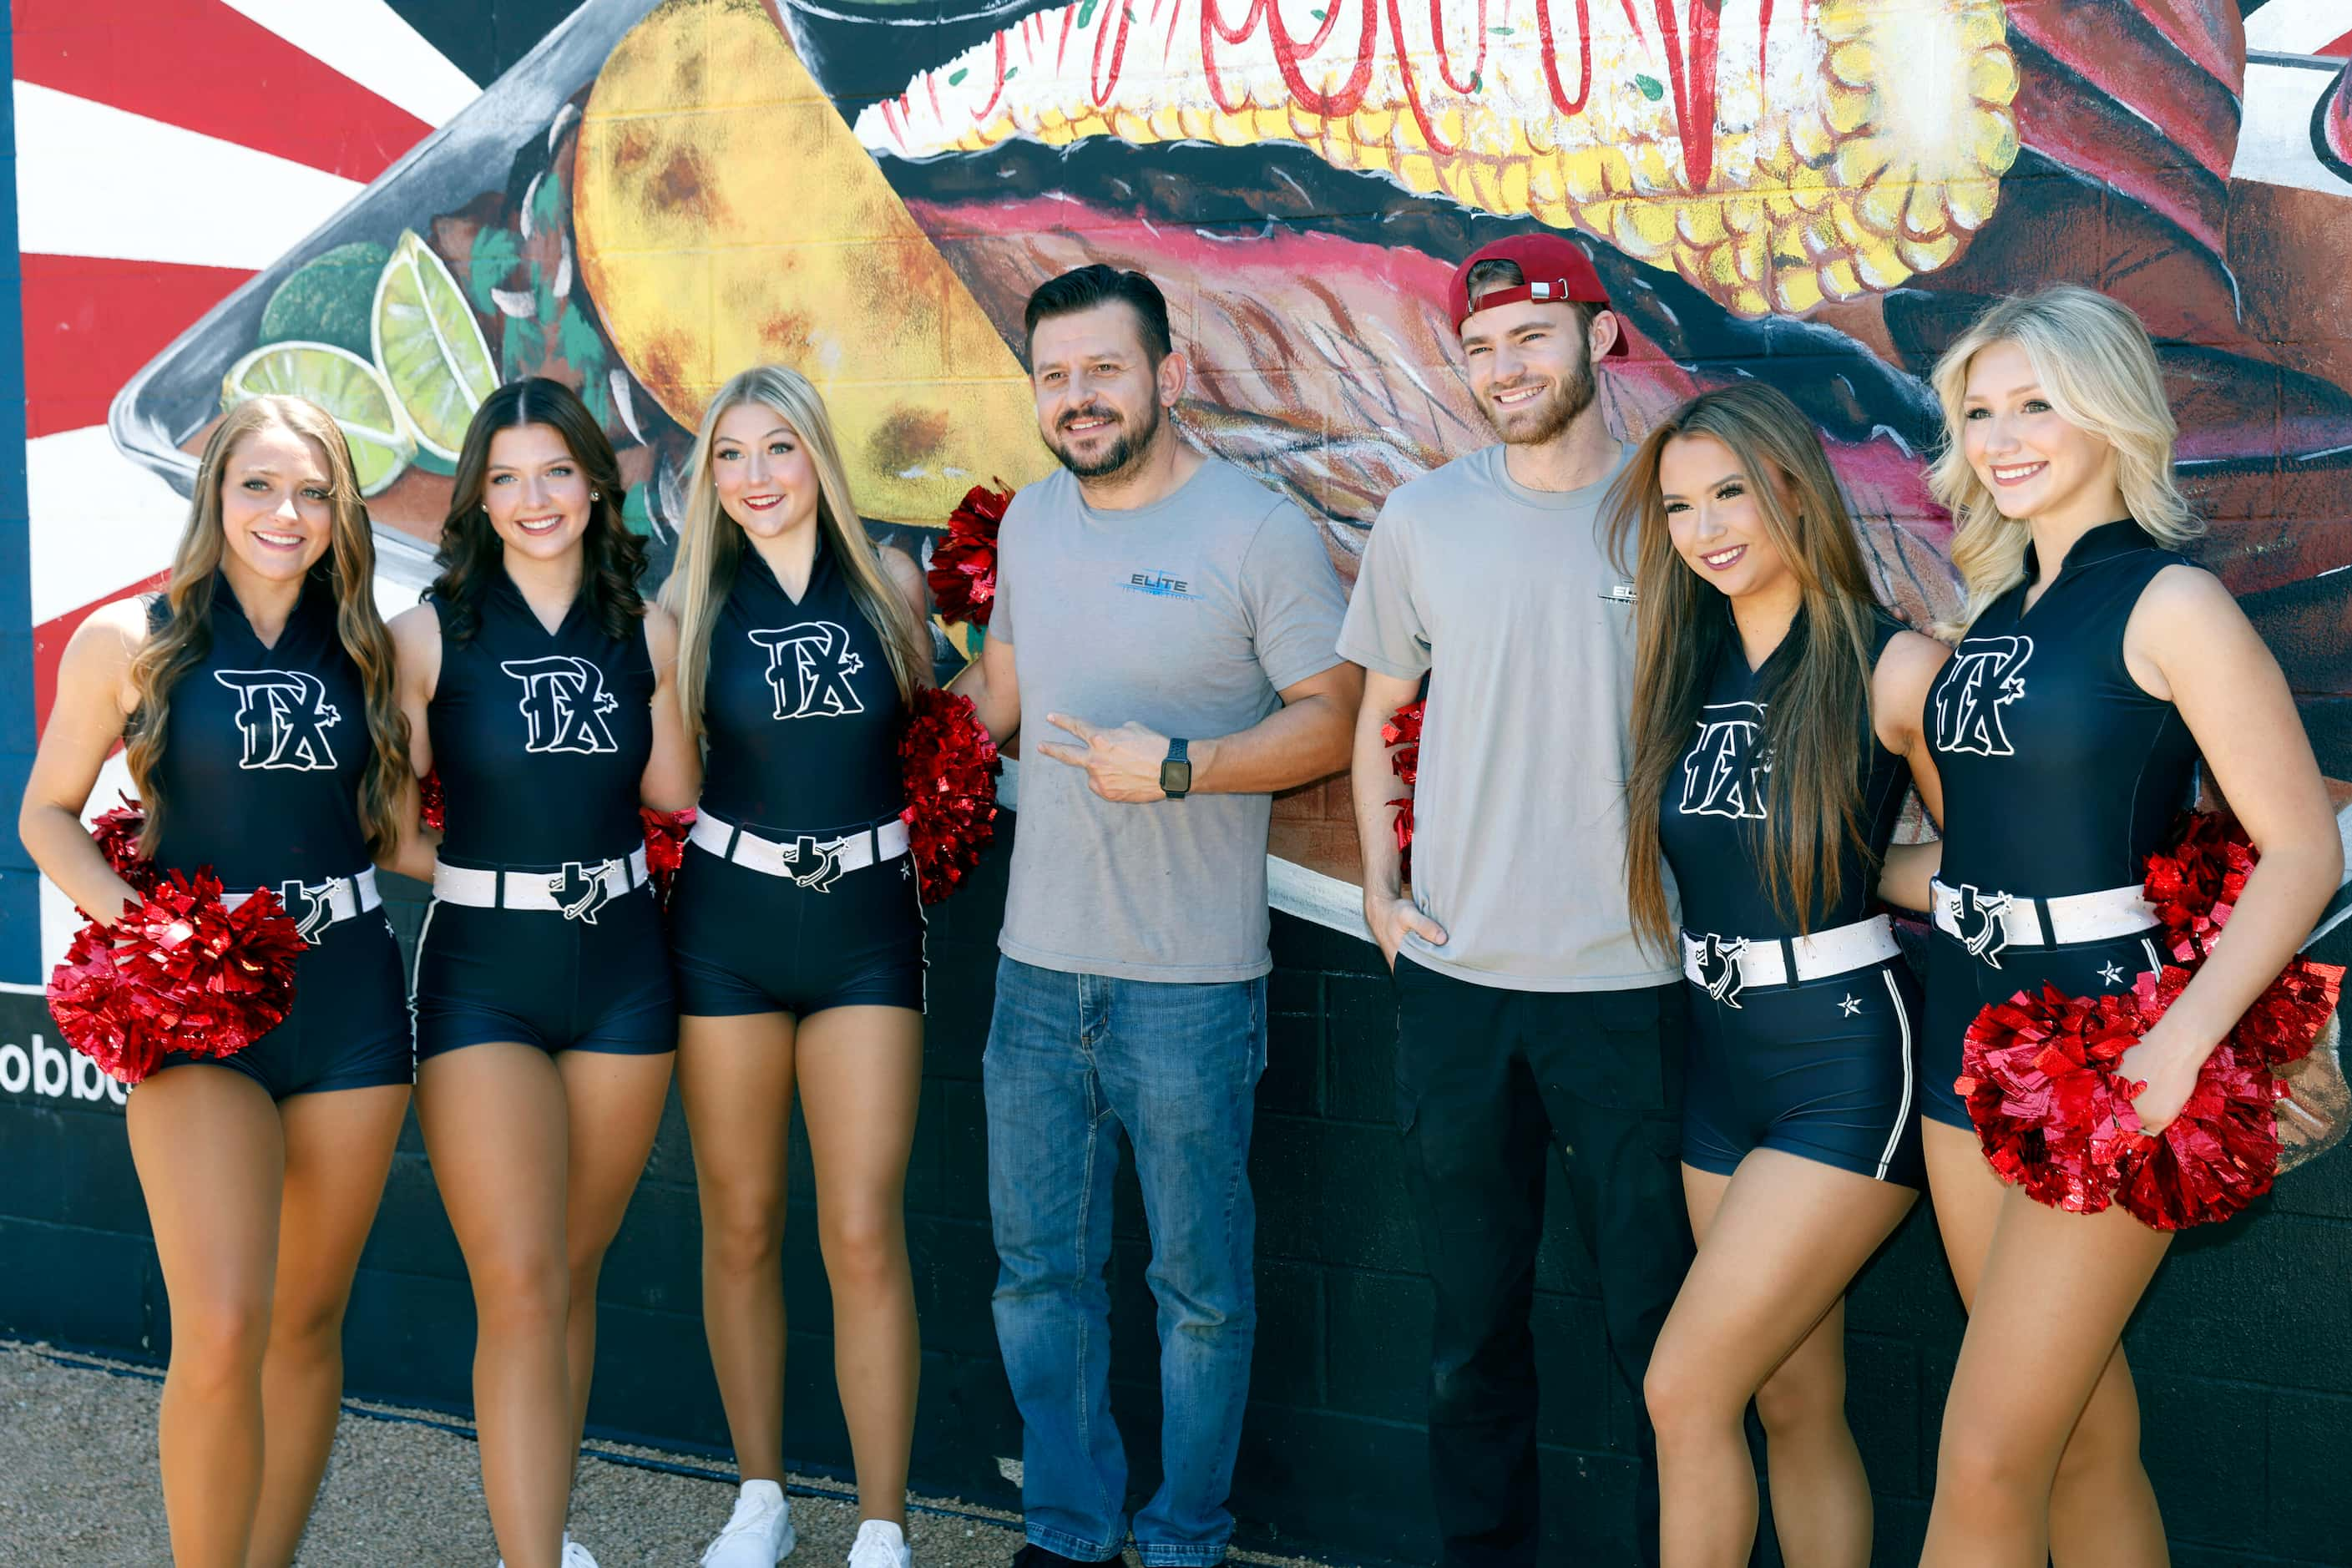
[1045,397,1162,480]
[1479,361,1596,447]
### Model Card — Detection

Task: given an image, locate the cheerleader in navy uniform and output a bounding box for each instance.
[19,397,417,1567]
[1904,286,2339,1565]
[660,367,933,1568]
[390,379,696,1568]
[1610,384,1949,1568]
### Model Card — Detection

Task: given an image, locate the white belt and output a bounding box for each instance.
[690,808,909,893]
[1681,913,1899,1003]
[432,846,650,923]
[1930,876,2157,963]
[223,867,382,945]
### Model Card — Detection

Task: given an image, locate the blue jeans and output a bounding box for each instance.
[984,955,1267,1565]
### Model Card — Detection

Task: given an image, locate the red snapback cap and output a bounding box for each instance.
[1447,233,1626,355]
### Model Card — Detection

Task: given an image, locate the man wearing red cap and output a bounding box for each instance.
[1338,234,1691,1567]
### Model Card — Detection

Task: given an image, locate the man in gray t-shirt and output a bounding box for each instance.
[954,265,1358,1568]
[1338,234,1691,1568]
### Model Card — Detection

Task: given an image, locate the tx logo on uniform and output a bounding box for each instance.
[502,656,620,754]
[215,670,340,771]
[1679,701,1770,820]
[550,861,618,923]
[750,622,865,720]
[1935,635,2032,756]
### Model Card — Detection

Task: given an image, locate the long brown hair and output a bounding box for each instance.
[431,377,646,641]
[126,396,412,859]
[661,365,927,752]
[1607,382,1888,952]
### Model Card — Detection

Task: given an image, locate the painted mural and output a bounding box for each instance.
[11,0,2352,1148]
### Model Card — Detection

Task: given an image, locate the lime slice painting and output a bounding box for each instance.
[222,341,416,498]
[373,229,498,469]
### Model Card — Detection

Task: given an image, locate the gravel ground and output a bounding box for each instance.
[0,1342,1333,1568]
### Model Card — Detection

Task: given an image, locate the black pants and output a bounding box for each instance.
[1392,958,1693,1568]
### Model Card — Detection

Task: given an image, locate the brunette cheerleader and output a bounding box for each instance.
[1909,286,2338,1565]
[391,378,695,1568]
[1611,383,1948,1567]
[19,397,416,1566]
[660,366,931,1568]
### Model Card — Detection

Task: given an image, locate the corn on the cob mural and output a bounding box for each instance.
[853,0,2022,320]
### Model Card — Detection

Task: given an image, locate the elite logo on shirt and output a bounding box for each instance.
[214,670,341,771]
[748,622,866,720]
[550,861,618,923]
[276,878,337,944]
[500,655,620,754]
[1935,635,2033,756]
[1678,701,1770,820]
[1692,932,1749,1008]
[1950,883,2015,968]
[1124,569,1198,599]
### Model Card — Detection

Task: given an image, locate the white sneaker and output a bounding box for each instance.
[497,1539,597,1568]
[846,1520,912,1568]
[702,1479,797,1567]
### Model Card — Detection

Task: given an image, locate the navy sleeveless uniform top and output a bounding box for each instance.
[1926,519,2198,898]
[699,534,906,832]
[144,575,373,888]
[1660,615,1911,938]
[427,564,653,867]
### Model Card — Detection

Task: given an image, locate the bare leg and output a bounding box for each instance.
[1645,1151,1914,1568]
[1922,1120,2171,1566]
[245,1083,409,1568]
[795,1005,923,1525]
[676,1011,799,1484]
[417,1044,573,1568]
[558,1048,675,1454]
[127,1065,286,1568]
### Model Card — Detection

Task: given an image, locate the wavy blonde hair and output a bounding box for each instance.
[1607,382,1890,952]
[1929,284,2199,633]
[126,396,411,859]
[661,366,926,751]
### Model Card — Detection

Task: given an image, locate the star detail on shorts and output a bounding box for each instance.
[2099,961,2127,985]
[1838,994,1863,1017]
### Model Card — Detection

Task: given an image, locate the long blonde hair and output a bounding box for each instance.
[662,366,926,750]
[126,396,411,859]
[1608,382,1889,952]
[1929,284,2199,631]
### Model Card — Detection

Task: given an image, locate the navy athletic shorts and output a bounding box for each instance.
[670,837,926,1019]
[1682,958,1925,1186]
[413,879,675,1059]
[1920,921,2166,1132]
[154,908,412,1099]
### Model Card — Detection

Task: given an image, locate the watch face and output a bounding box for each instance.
[1163,761,1192,794]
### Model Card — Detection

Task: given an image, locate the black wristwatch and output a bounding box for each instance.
[1160,737,1192,800]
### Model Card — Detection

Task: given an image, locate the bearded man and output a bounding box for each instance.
[1338,234,1693,1568]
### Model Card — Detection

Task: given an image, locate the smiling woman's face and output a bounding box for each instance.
[710,401,820,539]
[481,422,594,562]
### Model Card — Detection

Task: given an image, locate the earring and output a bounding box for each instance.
[591,491,602,501]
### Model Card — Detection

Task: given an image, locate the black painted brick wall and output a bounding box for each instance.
[3,810,2349,1565]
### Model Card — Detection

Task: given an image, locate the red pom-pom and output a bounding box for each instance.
[88,794,153,891]
[640,807,697,910]
[1383,699,1424,878]
[418,768,446,833]
[1959,982,2153,1214]
[2142,812,2254,964]
[45,872,304,1085]
[2229,955,2343,1071]
[898,686,1001,904]
[928,482,1012,628]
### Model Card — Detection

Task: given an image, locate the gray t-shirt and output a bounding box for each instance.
[994,456,1348,982]
[1338,443,1680,992]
